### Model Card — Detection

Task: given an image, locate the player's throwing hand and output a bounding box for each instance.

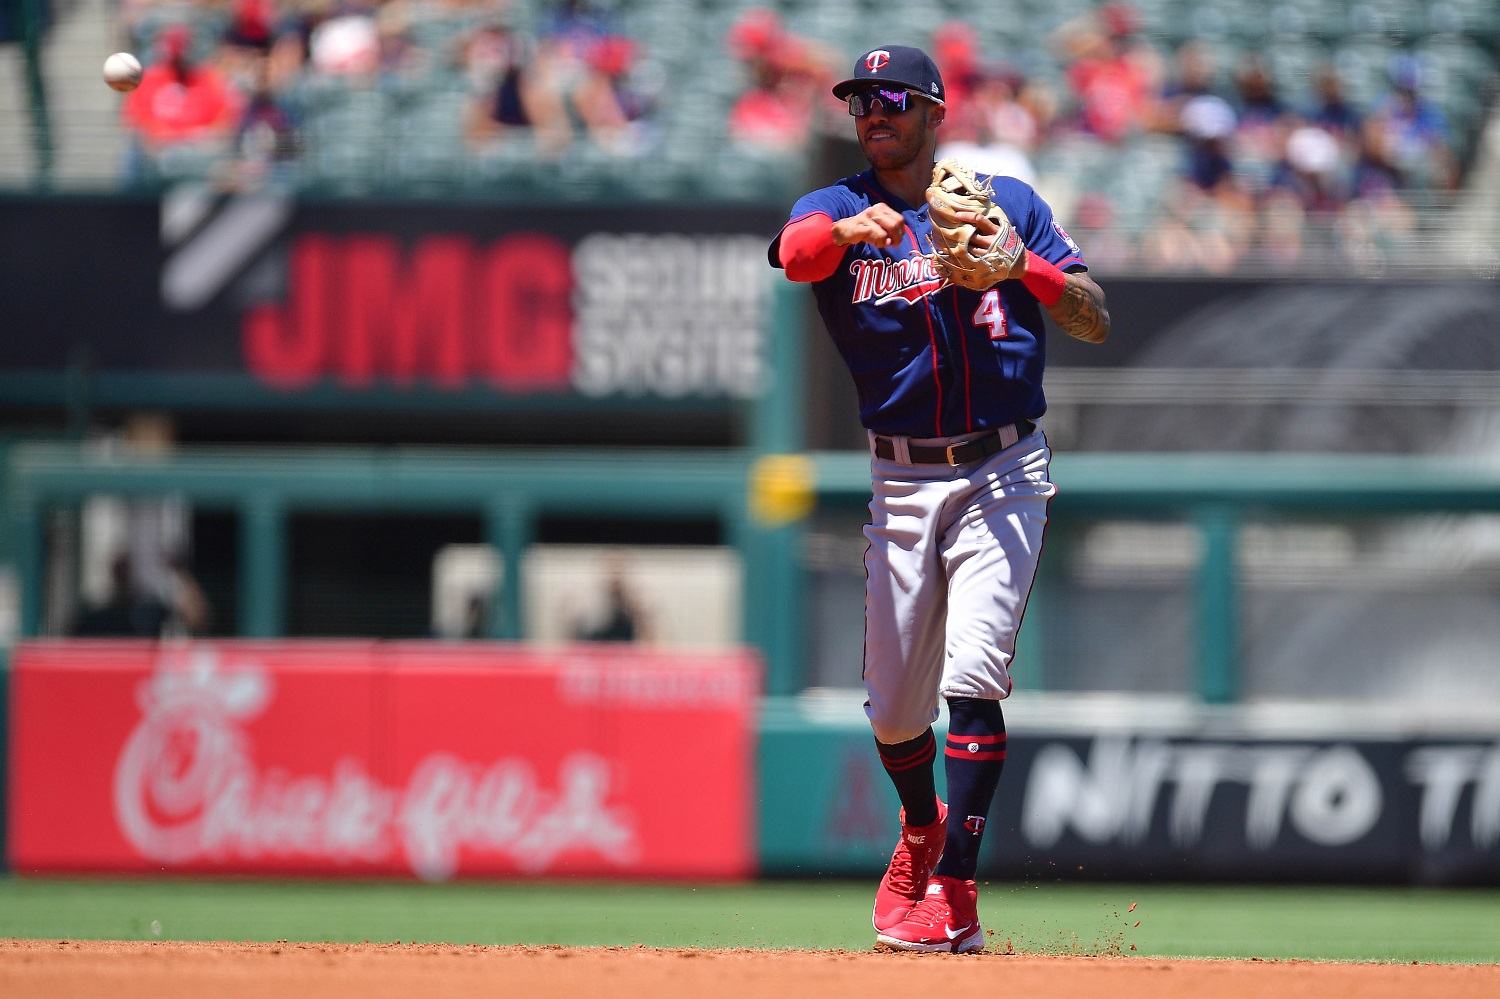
[832,204,908,248]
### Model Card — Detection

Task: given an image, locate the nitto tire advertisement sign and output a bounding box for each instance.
[8,640,757,879]
[0,194,777,402]
[760,723,1500,884]
[1003,735,1499,883]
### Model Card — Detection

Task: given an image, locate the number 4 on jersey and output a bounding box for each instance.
[973,290,1008,340]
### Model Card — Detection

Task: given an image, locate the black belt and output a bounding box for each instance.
[873,420,1034,465]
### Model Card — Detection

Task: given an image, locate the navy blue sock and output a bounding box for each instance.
[875,729,938,827]
[933,698,1006,881]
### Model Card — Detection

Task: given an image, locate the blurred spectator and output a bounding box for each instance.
[458,592,488,639]
[261,0,312,89]
[122,24,244,179]
[930,20,983,141]
[936,67,1039,184]
[374,0,416,79]
[1367,56,1459,190]
[74,553,170,638]
[517,0,655,156]
[161,553,213,637]
[464,16,534,142]
[1146,88,1258,274]
[465,8,656,156]
[1305,63,1362,145]
[1179,94,1237,192]
[1350,116,1405,200]
[1052,2,1160,143]
[1148,39,1219,133]
[219,0,279,87]
[308,0,381,77]
[1232,55,1283,126]
[1338,185,1417,269]
[232,53,301,186]
[1268,124,1348,214]
[1015,75,1061,148]
[1231,55,1287,170]
[1336,113,1418,270]
[1067,189,1135,271]
[1255,188,1311,270]
[725,8,834,152]
[74,549,211,639]
[572,34,658,154]
[1141,179,1247,273]
[226,0,278,52]
[570,561,651,643]
[523,0,609,155]
[981,69,1042,153]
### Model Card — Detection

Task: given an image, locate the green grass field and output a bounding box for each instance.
[2,877,1499,964]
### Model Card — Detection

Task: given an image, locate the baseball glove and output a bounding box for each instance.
[925,158,1025,291]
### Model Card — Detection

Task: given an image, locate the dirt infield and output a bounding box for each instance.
[3,940,1498,999]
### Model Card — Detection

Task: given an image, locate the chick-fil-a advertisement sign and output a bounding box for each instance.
[8,641,757,879]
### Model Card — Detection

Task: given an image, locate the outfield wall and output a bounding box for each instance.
[761,694,1500,886]
[7,640,1500,884]
[7,640,757,880]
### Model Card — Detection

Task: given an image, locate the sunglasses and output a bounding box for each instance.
[847,86,916,116]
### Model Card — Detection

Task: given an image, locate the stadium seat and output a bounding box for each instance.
[1297,0,1355,41]
[1347,0,1419,42]
[1265,36,1332,110]
[1189,0,1267,47]
[1101,137,1177,234]
[1427,0,1500,42]
[129,3,230,65]
[1333,35,1401,112]
[18,0,1480,214]
[1414,36,1498,155]
[297,79,391,192]
[390,84,470,190]
[466,131,550,192]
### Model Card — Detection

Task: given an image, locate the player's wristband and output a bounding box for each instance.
[1019,252,1067,307]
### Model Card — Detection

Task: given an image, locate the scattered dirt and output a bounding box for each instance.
[2,939,1497,999]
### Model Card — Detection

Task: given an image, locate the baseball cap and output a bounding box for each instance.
[832,45,945,104]
[1286,125,1340,175]
[1180,94,1236,140]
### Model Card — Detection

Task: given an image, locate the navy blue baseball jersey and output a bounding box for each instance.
[769,169,1087,438]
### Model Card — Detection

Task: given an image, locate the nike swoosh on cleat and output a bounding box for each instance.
[945,923,975,941]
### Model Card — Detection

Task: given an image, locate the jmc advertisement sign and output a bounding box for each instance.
[0,195,779,402]
[8,641,757,879]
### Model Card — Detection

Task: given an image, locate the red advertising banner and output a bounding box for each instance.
[8,640,757,879]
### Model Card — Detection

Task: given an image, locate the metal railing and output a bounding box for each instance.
[6,439,1500,703]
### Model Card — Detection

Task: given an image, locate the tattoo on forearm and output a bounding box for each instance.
[1049,275,1110,344]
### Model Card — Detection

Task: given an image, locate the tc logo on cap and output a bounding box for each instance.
[864,49,890,71]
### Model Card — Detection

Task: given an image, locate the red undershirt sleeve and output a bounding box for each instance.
[778,213,845,283]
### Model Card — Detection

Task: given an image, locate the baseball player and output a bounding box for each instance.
[767,45,1109,952]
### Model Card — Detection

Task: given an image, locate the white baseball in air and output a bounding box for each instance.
[103,52,143,92]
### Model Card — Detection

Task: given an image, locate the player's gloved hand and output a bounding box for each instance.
[832,204,908,249]
[950,208,1016,256]
[925,158,1025,290]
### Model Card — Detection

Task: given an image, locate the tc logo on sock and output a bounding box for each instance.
[964,815,985,835]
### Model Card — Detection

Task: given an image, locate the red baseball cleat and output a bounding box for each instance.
[875,875,984,953]
[871,798,947,932]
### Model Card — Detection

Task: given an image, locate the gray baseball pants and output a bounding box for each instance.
[861,425,1054,744]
